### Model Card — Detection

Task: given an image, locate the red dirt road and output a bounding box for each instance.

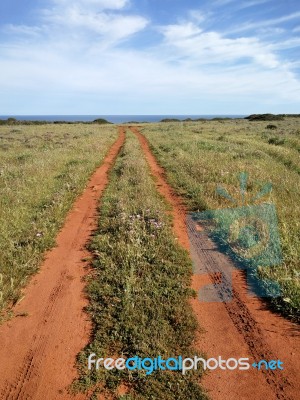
[130,126,300,400]
[0,128,125,400]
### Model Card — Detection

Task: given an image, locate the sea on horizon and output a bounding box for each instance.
[0,115,246,123]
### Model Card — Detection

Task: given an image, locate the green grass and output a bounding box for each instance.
[141,118,300,321]
[73,130,206,400]
[0,124,117,318]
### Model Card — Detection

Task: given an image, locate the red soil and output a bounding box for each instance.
[130,126,300,400]
[0,128,125,400]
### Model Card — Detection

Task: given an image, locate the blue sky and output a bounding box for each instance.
[0,0,299,114]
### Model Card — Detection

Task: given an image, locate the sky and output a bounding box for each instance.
[0,0,299,115]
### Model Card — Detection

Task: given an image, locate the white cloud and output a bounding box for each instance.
[3,24,43,37]
[188,10,208,24]
[1,42,299,114]
[43,5,147,44]
[229,0,272,10]
[1,31,299,105]
[52,0,129,10]
[161,22,279,68]
[258,27,285,35]
[229,12,300,34]
[0,2,299,114]
[2,0,148,47]
[161,22,202,40]
[213,0,275,10]
[271,37,300,50]
[40,0,148,46]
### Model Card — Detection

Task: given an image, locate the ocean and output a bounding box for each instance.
[0,115,246,123]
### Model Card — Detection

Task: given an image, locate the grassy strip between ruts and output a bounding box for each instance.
[0,124,117,320]
[73,130,207,400]
[141,119,300,321]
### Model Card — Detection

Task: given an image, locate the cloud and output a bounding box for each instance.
[258,27,285,35]
[161,22,279,68]
[3,24,43,37]
[0,1,299,114]
[271,37,300,50]
[218,0,272,10]
[212,0,273,10]
[161,22,202,40]
[188,10,208,24]
[1,41,299,114]
[52,0,129,10]
[40,0,148,46]
[1,0,148,49]
[43,5,148,44]
[229,11,300,34]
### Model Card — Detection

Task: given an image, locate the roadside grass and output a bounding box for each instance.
[73,131,206,400]
[0,124,117,319]
[141,118,300,322]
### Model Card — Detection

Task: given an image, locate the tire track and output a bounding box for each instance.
[130,126,299,400]
[0,127,126,400]
[187,216,291,399]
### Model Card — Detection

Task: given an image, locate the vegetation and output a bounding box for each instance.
[141,117,300,321]
[93,118,112,124]
[245,114,284,121]
[160,118,234,123]
[73,130,206,400]
[266,124,277,130]
[160,118,181,123]
[0,118,112,125]
[268,136,285,146]
[0,124,117,319]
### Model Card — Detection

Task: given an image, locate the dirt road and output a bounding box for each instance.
[0,125,298,400]
[0,128,125,400]
[130,126,300,400]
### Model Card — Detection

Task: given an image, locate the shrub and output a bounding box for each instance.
[245,114,284,121]
[268,137,285,145]
[266,124,277,130]
[160,118,181,122]
[92,118,111,124]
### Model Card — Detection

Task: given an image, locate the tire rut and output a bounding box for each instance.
[0,127,126,400]
[130,126,299,400]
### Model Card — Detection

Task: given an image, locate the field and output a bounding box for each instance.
[141,118,300,321]
[0,124,117,318]
[0,120,299,400]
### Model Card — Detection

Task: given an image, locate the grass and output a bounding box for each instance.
[73,130,206,400]
[0,124,117,319]
[141,118,300,321]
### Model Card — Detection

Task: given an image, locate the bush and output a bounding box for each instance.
[92,118,111,124]
[160,118,181,122]
[268,137,285,145]
[245,114,284,121]
[266,124,277,130]
[7,118,17,124]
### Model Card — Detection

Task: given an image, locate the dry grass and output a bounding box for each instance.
[141,118,300,320]
[0,123,117,318]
